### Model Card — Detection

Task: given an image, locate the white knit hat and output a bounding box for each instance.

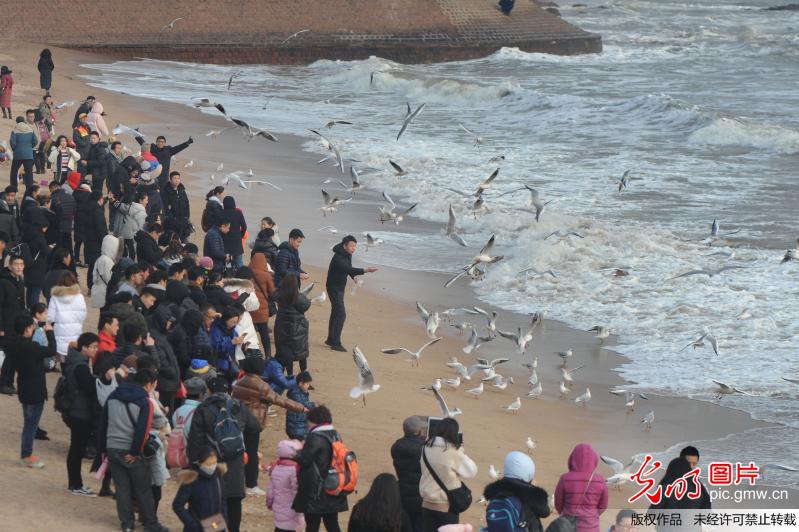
[503,451,536,483]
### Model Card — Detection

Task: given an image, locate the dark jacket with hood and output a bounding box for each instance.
[326,242,365,293]
[87,141,113,183]
[284,380,315,440]
[274,241,304,288]
[251,233,278,265]
[72,186,92,240]
[63,346,97,421]
[0,199,19,244]
[293,424,349,514]
[135,230,163,267]
[0,267,26,334]
[170,306,199,378]
[147,306,181,393]
[484,478,551,532]
[203,226,226,272]
[204,283,234,311]
[649,457,711,532]
[50,187,76,233]
[203,196,224,229]
[136,137,191,189]
[187,392,259,499]
[162,182,190,230]
[221,197,246,257]
[273,291,311,366]
[172,464,229,532]
[391,435,425,517]
[22,224,49,288]
[2,330,57,404]
[83,198,108,251]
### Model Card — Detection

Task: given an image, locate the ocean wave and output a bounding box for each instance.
[689,117,799,154]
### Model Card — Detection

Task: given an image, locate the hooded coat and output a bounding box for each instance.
[292,424,349,515]
[266,440,305,530]
[135,230,164,267]
[82,197,108,253]
[2,331,57,404]
[554,443,608,532]
[148,306,181,393]
[172,465,229,532]
[91,235,120,308]
[221,197,247,257]
[50,187,76,233]
[72,186,92,240]
[118,201,147,240]
[326,242,365,293]
[284,381,314,440]
[203,196,224,229]
[247,252,275,324]
[391,435,425,517]
[0,200,19,244]
[86,141,113,184]
[251,234,278,265]
[203,226,226,272]
[98,380,154,456]
[162,182,190,233]
[37,53,54,91]
[63,346,97,421]
[86,101,109,138]
[484,478,550,532]
[10,121,37,160]
[223,278,261,353]
[273,291,311,367]
[47,283,87,355]
[22,225,49,289]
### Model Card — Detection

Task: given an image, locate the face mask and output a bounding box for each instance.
[199,464,217,476]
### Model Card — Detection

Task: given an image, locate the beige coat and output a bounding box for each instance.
[419,437,478,512]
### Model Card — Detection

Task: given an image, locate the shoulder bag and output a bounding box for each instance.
[422,448,472,514]
[199,477,227,531]
[545,473,595,532]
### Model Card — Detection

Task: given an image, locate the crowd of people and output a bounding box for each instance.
[0,51,712,532]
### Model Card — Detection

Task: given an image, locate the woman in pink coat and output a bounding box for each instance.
[554,443,609,532]
[0,66,13,119]
[86,101,109,138]
[266,439,305,531]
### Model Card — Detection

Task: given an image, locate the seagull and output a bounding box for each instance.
[458,123,485,147]
[431,388,462,418]
[470,196,489,219]
[421,379,442,392]
[192,98,226,115]
[601,456,640,489]
[476,357,510,375]
[450,322,470,335]
[559,380,571,397]
[468,235,504,270]
[560,364,585,386]
[183,160,194,168]
[280,29,310,45]
[680,328,719,356]
[588,326,611,343]
[397,103,425,141]
[230,117,279,142]
[670,265,744,280]
[490,376,514,391]
[709,219,741,240]
[381,337,443,367]
[641,410,655,431]
[526,186,554,222]
[465,382,484,398]
[447,359,490,381]
[444,205,468,247]
[617,169,632,192]
[379,192,417,225]
[111,123,145,140]
[517,267,558,280]
[498,327,534,355]
[556,348,574,362]
[441,307,479,319]
[443,377,462,389]
[320,189,352,216]
[488,465,501,481]
[348,167,363,192]
[782,377,799,385]
[222,172,282,191]
[310,292,327,305]
[505,397,522,414]
[227,70,242,91]
[526,380,543,398]
[364,233,383,250]
[473,169,500,196]
[389,160,408,177]
[54,100,75,110]
[781,238,799,263]
[462,327,493,355]
[473,307,498,337]
[712,379,755,401]
[309,128,334,151]
[324,120,353,129]
[416,302,441,339]
[299,282,316,296]
[574,388,592,407]
[216,163,224,172]
[610,389,649,412]
[526,437,537,454]
[443,263,487,288]
[350,346,380,405]
[544,230,584,242]
[528,369,539,386]
[736,308,752,320]
[160,17,185,32]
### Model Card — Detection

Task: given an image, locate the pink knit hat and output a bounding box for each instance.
[199,256,214,270]
[276,439,302,459]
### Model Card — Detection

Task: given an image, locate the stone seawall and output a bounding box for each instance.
[4,0,601,64]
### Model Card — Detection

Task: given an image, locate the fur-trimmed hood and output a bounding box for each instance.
[222,278,253,291]
[51,284,82,297]
[176,463,228,485]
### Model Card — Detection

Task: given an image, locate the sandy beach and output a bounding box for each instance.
[0,41,793,532]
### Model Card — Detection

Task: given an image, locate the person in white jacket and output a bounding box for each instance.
[223,274,262,356]
[47,135,81,184]
[47,272,87,357]
[116,192,148,260]
[419,418,477,529]
[91,234,121,308]
[86,101,109,138]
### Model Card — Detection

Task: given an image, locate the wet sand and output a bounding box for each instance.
[0,41,792,532]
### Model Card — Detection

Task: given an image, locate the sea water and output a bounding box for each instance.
[83,0,799,488]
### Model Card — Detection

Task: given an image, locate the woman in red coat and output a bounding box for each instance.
[0,66,14,119]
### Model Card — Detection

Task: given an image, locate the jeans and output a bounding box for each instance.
[107,448,159,531]
[305,513,341,532]
[21,402,44,458]
[422,508,459,531]
[10,158,34,188]
[73,236,83,264]
[254,321,272,357]
[227,497,243,532]
[233,254,244,269]
[67,416,92,488]
[244,429,260,488]
[26,285,42,311]
[326,288,346,347]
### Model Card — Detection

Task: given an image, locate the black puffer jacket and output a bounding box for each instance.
[221,196,246,257]
[50,188,76,233]
[483,478,551,532]
[22,225,49,289]
[274,292,311,366]
[73,187,92,240]
[391,435,425,515]
[83,200,108,251]
[2,331,58,405]
[293,425,349,514]
[87,142,113,183]
[251,233,278,265]
[0,268,26,335]
[134,230,163,267]
[326,242,365,293]
[147,305,180,393]
[162,183,190,225]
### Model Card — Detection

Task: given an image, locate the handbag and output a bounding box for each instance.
[422,448,472,514]
[124,403,159,460]
[199,478,227,531]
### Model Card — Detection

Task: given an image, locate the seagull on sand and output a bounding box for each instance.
[574,388,591,407]
[528,369,539,386]
[192,98,226,116]
[641,409,655,431]
[490,376,514,391]
[505,397,522,414]
[556,348,574,363]
[443,377,462,389]
[609,389,648,412]
[320,189,352,216]
[160,17,185,32]
[397,103,425,141]
[216,163,224,172]
[465,382,484,398]
[379,192,417,225]
[559,380,571,397]
[670,265,744,280]
[498,326,534,355]
[588,326,611,343]
[444,205,468,247]
[350,346,380,406]
[488,465,501,481]
[458,123,485,148]
[526,380,543,398]
[280,29,310,45]
[712,379,755,401]
[781,238,799,263]
[431,388,462,418]
[601,456,641,489]
[416,302,441,339]
[421,379,442,392]
[526,437,537,454]
[381,337,443,367]
[560,364,584,386]
[680,327,719,356]
[310,292,327,305]
[389,160,408,177]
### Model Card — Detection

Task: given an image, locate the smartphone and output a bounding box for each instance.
[427,417,464,446]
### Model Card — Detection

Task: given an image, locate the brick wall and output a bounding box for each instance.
[3,0,601,63]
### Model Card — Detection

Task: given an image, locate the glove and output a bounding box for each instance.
[187,136,194,144]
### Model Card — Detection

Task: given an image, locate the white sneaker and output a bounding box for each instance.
[69,487,96,497]
[245,486,266,496]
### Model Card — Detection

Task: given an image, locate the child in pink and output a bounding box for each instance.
[265,439,304,532]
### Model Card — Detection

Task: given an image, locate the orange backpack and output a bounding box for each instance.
[319,431,358,496]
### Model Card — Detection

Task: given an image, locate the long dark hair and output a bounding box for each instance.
[659,457,693,488]
[40,49,52,60]
[425,417,461,449]
[349,473,404,532]
[279,273,299,306]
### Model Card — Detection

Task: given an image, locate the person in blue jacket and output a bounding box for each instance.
[9,117,37,188]
[273,228,308,287]
[285,370,315,441]
[203,219,230,273]
[261,355,295,395]
[172,445,228,532]
[210,307,247,382]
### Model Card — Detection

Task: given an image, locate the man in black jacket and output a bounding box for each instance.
[0,255,27,394]
[3,313,58,468]
[83,191,108,287]
[86,140,114,192]
[136,135,193,189]
[71,96,95,128]
[324,235,377,352]
[135,222,165,268]
[391,416,428,532]
[161,171,191,241]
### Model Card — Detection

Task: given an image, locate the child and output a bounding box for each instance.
[262,355,294,395]
[265,439,304,532]
[31,303,55,370]
[285,371,315,441]
[173,446,228,531]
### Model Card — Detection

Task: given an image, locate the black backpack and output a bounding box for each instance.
[206,398,245,462]
[53,374,76,415]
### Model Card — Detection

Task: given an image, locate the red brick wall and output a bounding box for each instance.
[3,0,601,63]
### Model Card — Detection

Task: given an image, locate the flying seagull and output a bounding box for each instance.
[601,456,642,489]
[680,328,719,356]
[431,388,462,418]
[227,70,243,91]
[192,98,226,116]
[444,205,468,247]
[111,123,145,140]
[364,233,383,250]
[160,17,185,32]
[229,117,279,142]
[473,306,498,337]
[379,192,417,225]
[458,123,485,147]
[712,379,755,401]
[350,346,380,405]
[397,103,425,141]
[324,120,353,129]
[497,327,534,355]
[670,265,744,280]
[281,29,310,45]
[416,302,441,339]
[462,327,493,355]
[320,189,351,216]
[389,160,408,177]
[381,337,443,367]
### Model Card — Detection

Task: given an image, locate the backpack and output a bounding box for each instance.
[206,398,245,462]
[201,207,212,232]
[318,431,358,496]
[166,408,196,469]
[9,241,36,265]
[486,495,527,532]
[53,374,76,414]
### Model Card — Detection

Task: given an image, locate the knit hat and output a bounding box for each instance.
[276,439,303,459]
[503,451,536,483]
[78,112,88,119]
[184,377,207,396]
[190,359,211,373]
[199,256,214,270]
[66,171,81,190]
